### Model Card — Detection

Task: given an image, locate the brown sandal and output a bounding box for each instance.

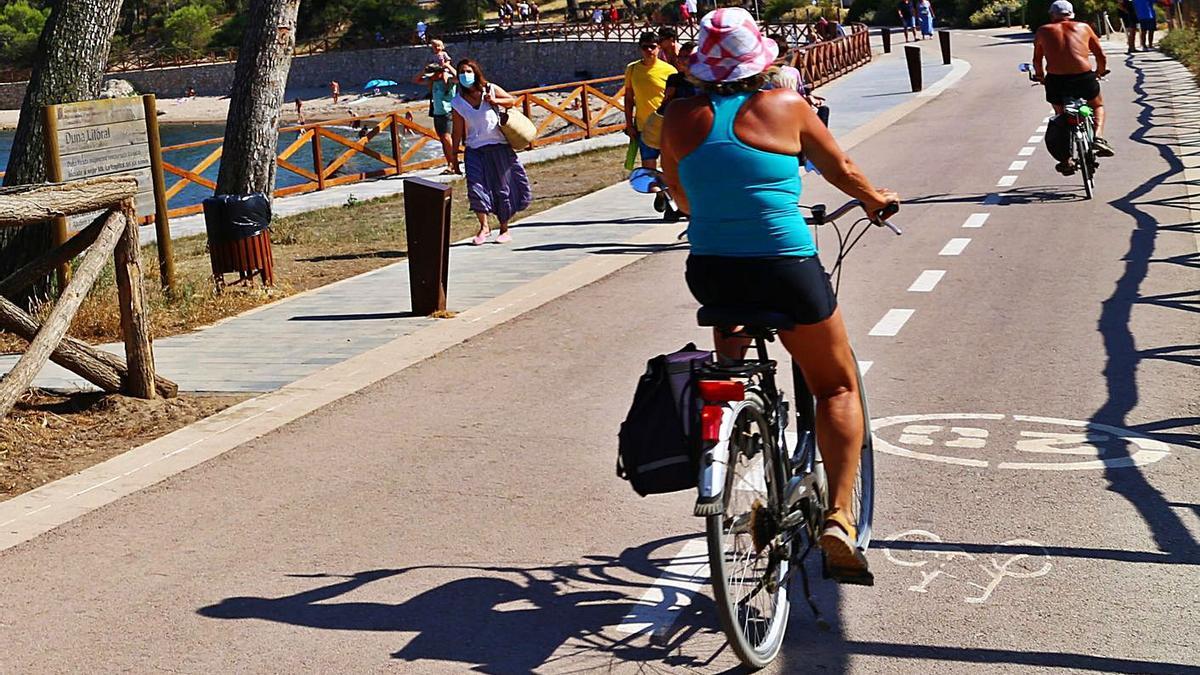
[819,508,874,586]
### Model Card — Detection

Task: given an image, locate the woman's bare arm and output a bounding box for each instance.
[485,84,519,107]
[451,110,465,172]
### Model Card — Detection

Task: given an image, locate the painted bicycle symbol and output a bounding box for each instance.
[883,529,1052,604]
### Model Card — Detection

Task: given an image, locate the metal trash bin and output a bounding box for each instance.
[203,192,275,288]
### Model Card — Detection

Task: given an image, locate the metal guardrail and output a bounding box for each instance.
[150,24,871,222]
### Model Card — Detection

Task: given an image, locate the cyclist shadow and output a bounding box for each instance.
[196,535,728,673]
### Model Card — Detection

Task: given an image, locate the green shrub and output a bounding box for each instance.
[968,0,1022,26]
[162,3,215,55]
[1161,26,1200,71]
[0,0,49,66]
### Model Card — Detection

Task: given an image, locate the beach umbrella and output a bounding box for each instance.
[363,79,399,90]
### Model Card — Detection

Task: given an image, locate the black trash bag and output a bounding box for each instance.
[202,193,271,243]
[1044,114,1072,163]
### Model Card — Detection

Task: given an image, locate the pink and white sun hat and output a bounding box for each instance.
[688,7,779,83]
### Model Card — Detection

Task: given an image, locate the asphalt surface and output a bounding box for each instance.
[0,31,1197,673]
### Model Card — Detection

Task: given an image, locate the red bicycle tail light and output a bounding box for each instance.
[698,380,745,402]
[701,405,724,441]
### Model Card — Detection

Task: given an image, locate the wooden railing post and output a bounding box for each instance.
[311,126,327,190]
[389,112,403,176]
[581,87,592,138]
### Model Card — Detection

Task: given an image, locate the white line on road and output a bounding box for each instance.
[1028,135,1043,143]
[1018,146,1036,156]
[1008,160,1028,171]
[908,270,946,292]
[616,539,709,639]
[962,213,989,228]
[940,238,971,256]
[1036,125,1048,133]
[858,360,874,375]
[997,175,1018,187]
[869,309,915,337]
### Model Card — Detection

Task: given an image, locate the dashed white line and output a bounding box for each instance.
[1008,160,1027,171]
[869,309,915,337]
[940,238,971,256]
[962,213,989,228]
[858,360,874,376]
[1036,125,1048,133]
[1028,135,1043,143]
[1018,146,1036,156]
[997,175,1018,187]
[908,270,946,292]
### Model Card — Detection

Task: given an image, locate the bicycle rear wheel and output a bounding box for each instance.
[1077,135,1094,200]
[706,393,790,670]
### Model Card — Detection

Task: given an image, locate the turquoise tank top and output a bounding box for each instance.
[678,92,814,257]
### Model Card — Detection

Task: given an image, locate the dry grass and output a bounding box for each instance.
[0,145,628,351]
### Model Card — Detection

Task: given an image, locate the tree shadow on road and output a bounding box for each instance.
[1088,53,1200,562]
[196,534,735,673]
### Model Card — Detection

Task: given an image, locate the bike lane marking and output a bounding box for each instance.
[939,238,971,256]
[615,539,709,639]
[1018,146,1036,156]
[869,309,915,337]
[997,175,1018,187]
[1027,135,1043,143]
[859,360,874,375]
[882,529,1053,604]
[962,213,989,228]
[1008,160,1027,171]
[908,270,946,292]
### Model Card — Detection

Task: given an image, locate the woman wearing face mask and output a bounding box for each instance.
[451,59,533,245]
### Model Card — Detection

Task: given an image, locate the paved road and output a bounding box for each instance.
[0,30,1196,673]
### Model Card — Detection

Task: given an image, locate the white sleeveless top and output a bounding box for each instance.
[450,86,507,149]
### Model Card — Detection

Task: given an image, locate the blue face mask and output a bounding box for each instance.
[459,73,475,88]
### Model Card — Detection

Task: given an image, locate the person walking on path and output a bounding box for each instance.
[1116,0,1137,53]
[450,59,533,246]
[916,0,935,39]
[661,7,898,580]
[897,0,917,42]
[1132,0,1157,50]
[414,62,459,174]
[330,80,341,104]
[624,31,677,174]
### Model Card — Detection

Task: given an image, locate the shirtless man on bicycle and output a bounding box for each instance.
[1032,0,1114,158]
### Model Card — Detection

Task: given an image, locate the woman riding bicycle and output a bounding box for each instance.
[660,8,898,579]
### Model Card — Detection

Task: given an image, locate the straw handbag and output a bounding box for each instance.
[491,85,536,150]
[641,110,665,150]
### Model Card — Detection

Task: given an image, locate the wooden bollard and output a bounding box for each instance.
[939,29,951,65]
[904,44,922,92]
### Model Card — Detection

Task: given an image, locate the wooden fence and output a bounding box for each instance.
[155,24,872,221]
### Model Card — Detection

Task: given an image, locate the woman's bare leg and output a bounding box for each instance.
[475,212,490,237]
[776,308,863,516]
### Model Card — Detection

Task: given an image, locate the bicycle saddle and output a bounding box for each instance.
[697,307,797,330]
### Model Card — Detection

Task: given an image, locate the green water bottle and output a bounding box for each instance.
[624,136,639,171]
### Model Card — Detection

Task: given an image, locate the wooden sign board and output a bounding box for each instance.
[43,95,175,293]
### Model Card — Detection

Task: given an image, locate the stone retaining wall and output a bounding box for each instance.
[0,40,634,109]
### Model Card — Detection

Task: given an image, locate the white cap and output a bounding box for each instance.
[1049,0,1074,17]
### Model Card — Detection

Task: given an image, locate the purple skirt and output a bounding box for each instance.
[464,143,532,222]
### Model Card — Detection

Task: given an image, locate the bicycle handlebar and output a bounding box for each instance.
[803,200,903,235]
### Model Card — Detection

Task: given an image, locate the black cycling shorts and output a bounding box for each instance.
[1044,72,1101,106]
[685,255,837,326]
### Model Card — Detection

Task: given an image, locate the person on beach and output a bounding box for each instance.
[660,8,899,581]
[414,61,459,174]
[451,59,533,246]
[294,98,305,125]
[897,0,917,42]
[330,80,341,104]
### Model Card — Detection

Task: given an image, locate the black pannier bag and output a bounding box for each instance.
[617,343,713,496]
[1044,114,1072,163]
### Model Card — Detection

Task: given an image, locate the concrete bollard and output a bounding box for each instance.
[904,44,922,92]
[938,29,951,65]
[403,177,452,315]
[882,27,892,54]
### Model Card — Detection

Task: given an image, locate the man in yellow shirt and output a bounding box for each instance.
[624,31,677,172]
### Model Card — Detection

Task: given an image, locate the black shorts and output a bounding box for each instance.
[1044,72,1101,106]
[1138,17,1157,30]
[685,255,837,326]
[433,114,450,135]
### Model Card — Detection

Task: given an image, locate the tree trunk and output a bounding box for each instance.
[0,0,122,304]
[216,0,302,198]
